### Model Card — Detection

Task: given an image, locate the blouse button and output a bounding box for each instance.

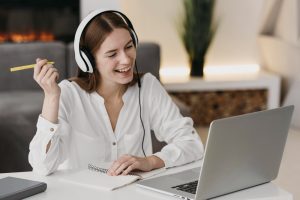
[192,130,195,134]
[50,128,54,132]
[112,142,116,146]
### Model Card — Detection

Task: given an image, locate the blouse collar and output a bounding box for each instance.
[90,84,135,104]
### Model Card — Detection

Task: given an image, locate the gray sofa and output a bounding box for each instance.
[0,41,164,173]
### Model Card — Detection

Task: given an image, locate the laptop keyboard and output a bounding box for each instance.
[172,180,198,194]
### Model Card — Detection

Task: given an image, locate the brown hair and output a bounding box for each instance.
[69,12,141,93]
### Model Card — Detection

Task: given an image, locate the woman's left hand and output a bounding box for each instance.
[107,154,164,176]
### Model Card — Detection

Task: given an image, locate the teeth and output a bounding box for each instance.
[116,67,130,72]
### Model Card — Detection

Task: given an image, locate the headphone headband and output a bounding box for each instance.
[74,9,138,73]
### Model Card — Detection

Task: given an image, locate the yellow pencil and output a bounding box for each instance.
[10,62,55,72]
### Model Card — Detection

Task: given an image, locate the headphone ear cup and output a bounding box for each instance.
[80,48,95,73]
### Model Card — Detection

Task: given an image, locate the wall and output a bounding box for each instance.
[121,0,268,73]
[80,0,120,19]
[120,0,188,70]
[206,0,265,67]
[80,0,268,73]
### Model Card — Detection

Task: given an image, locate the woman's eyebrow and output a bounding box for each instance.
[104,48,117,55]
[104,39,133,55]
[124,39,133,46]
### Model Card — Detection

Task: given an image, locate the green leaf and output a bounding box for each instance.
[180,0,216,63]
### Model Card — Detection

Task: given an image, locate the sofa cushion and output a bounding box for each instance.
[0,42,67,91]
[0,91,44,172]
[136,42,160,80]
[0,91,43,123]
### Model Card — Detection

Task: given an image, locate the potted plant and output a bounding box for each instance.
[180,0,215,77]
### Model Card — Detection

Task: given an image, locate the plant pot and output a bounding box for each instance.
[190,58,204,77]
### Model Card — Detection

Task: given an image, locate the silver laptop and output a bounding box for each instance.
[137,105,294,200]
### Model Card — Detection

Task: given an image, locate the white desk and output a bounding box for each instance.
[0,161,293,200]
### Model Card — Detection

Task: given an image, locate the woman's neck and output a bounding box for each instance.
[97,82,127,102]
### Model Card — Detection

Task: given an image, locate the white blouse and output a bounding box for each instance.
[28,73,204,175]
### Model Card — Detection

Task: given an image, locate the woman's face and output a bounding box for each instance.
[94,28,136,86]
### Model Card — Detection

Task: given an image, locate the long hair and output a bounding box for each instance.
[69,12,141,93]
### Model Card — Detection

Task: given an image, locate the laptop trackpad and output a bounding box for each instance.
[168,167,200,183]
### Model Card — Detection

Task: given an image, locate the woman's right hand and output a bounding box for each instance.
[33,58,61,97]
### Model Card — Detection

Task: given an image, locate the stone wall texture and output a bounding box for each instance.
[171,89,267,126]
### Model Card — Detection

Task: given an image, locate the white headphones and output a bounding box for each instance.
[74,9,139,73]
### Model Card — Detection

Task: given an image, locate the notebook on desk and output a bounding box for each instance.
[0,176,47,200]
[137,106,294,200]
[60,162,166,191]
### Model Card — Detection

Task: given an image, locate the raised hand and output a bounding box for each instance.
[33,58,60,97]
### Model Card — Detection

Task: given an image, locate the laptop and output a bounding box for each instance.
[137,105,294,200]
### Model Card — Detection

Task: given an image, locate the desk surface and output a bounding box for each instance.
[0,161,293,200]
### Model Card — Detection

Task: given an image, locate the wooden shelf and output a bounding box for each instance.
[162,71,281,109]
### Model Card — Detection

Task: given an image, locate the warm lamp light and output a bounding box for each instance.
[159,66,190,82]
[204,64,260,76]
[159,64,261,82]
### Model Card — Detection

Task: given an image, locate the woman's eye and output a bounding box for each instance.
[107,53,116,58]
[126,45,133,49]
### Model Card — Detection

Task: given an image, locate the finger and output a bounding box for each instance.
[40,68,58,86]
[49,71,59,84]
[37,64,54,83]
[108,155,131,175]
[122,163,138,175]
[108,162,126,176]
[54,70,59,81]
[114,160,134,176]
[49,68,59,82]
[107,161,121,176]
[35,62,51,82]
[33,59,48,79]
[44,67,58,81]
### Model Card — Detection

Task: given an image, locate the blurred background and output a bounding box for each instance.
[0,0,299,198]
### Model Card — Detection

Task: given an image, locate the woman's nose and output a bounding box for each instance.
[119,51,131,64]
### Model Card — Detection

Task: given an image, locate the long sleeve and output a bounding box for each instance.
[28,80,73,175]
[148,76,204,168]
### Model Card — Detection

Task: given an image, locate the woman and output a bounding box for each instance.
[28,9,204,176]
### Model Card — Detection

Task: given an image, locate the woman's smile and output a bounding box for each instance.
[114,66,133,80]
[114,66,131,73]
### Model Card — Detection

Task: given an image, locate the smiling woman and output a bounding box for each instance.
[28,9,204,176]
[94,29,136,86]
[70,12,141,92]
